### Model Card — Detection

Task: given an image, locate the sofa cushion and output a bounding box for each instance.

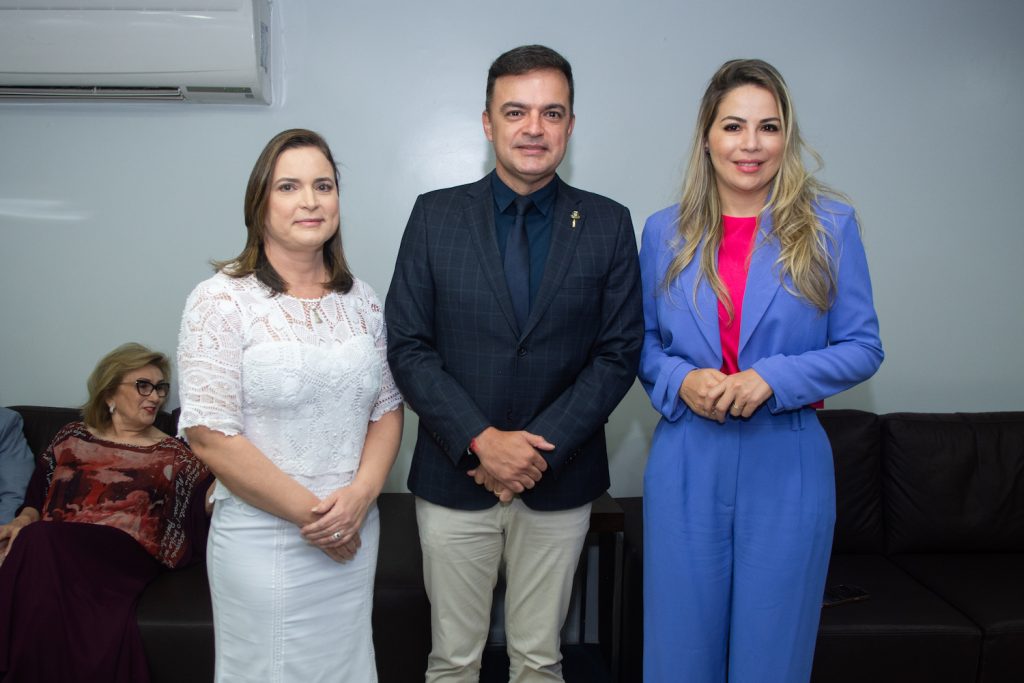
[819,410,885,553]
[882,412,1024,553]
[813,554,981,683]
[136,563,215,683]
[10,405,83,458]
[373,492,430,681]
[892,553,1024,683]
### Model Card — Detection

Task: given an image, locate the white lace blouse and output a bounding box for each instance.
[177,272,403,500]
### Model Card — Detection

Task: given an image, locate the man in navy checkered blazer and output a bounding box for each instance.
[385,45,642,682]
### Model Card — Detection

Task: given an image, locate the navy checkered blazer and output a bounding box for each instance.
[385,174,643,511]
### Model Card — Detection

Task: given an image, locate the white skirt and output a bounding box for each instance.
[207,495,379,682]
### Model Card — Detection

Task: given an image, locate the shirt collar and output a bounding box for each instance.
[490,170,558,217]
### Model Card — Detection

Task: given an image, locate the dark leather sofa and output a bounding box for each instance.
[618,409,1024,683]
[9,405,437,682]
[7,405,619,682]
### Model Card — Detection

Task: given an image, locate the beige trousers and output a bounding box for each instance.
[415,497,592,683]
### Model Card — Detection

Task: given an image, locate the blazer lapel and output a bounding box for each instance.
[739,212,782,354]
[677,238,722,364]
[462,179,521,335]
[522,179,583,339]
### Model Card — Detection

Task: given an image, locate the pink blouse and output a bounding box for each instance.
[717,215,757,375]
[717,215,823,409]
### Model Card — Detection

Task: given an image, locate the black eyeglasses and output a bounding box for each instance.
[124,379,170,398]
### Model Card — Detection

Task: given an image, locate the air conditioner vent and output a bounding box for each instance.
[0,86,186,101]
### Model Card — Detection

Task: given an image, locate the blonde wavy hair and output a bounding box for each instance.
[83,343,170,430]
[665,59,844,315]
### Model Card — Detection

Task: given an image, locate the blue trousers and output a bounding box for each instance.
[643,407,835,683]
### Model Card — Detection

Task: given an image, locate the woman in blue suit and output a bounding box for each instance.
[638,59,883,682]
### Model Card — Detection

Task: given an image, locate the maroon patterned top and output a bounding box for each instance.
[26,422,209,568]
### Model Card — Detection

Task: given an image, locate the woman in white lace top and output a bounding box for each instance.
[177,129,403,682]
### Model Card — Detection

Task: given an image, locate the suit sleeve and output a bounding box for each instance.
[385,196,491,465]
[0,409,35,524]
[753,207,884,410]
[637,213,697,422]
[525,206,643,474]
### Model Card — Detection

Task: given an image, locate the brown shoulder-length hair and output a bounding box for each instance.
[215,128,353,295]
[666,59,844,315]
[83,343,171,430]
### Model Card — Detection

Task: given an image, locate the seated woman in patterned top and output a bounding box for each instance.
[0,342,213,683]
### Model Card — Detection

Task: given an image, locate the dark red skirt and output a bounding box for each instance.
[0,521,161,682]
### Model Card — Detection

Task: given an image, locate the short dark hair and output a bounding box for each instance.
[486,45,574,112]
[216,128,353,295]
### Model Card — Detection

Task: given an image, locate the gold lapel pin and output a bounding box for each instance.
[570,210,581,229]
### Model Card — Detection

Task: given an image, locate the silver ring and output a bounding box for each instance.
[331,531,342,541]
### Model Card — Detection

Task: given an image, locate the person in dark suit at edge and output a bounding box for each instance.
[385,44,643,682]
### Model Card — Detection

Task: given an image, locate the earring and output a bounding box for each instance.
[108,403,115,414]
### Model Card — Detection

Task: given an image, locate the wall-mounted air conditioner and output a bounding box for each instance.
[0,0,272,104]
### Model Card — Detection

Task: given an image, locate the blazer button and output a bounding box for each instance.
[517,346,527,357]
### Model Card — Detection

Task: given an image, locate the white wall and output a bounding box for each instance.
[1,0,1022,496]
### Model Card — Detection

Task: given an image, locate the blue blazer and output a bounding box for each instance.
[386,174,643,511]
[639,199,883,421]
